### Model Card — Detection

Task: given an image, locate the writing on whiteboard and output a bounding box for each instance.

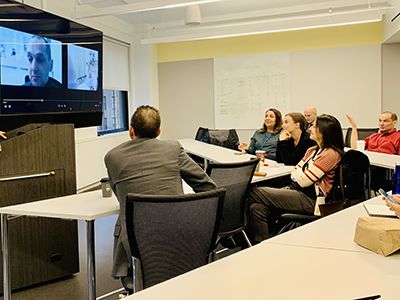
[214,52,291,129]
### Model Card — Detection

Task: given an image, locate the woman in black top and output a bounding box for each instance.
[276,112,316,165]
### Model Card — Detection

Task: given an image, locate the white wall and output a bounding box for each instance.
[131,41,159,109]
[382,43,400,128]
[290,45,381,128]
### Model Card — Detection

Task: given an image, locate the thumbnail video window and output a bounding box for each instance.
[0,26,62,87]
[97,89,128,136]
[68,44,98,91]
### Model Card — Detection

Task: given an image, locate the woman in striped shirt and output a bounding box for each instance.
[249,114,344,242]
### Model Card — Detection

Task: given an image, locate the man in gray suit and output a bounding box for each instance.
[104,105,216,292]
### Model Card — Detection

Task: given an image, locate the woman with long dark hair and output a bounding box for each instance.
[249,114,344,242]
[238,108,282,159]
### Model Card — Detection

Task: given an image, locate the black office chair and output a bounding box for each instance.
[195,127,240,150]
[195,126,209,143]
[125,188,225,292]
[191,127,240,168]
[278,150,370,233]
[206,159,259,251]
[344,128,378,147]
[208,129,240,150]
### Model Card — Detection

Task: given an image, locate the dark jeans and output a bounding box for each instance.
[249,186,315,242]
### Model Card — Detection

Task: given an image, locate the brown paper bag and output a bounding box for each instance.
[354,217,400,256]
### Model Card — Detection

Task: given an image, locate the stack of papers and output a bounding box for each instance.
[364,203,397,217]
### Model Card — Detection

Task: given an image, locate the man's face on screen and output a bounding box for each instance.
[27,38,53,87]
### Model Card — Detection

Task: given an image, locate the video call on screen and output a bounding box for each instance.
[0,25,99,91]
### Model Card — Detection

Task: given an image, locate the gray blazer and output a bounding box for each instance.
[104,138,216,277]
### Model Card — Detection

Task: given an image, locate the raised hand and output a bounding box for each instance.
[345,114,357,128]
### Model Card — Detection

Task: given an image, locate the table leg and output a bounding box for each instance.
[86,220,96,300]
[1,214,11,300]
[203,158,208,171]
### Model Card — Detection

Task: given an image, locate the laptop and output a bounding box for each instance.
[363,203,397,217]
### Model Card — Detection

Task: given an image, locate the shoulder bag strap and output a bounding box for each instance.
[339,164,346,200]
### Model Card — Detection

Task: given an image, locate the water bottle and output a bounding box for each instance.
[392,163,400,194]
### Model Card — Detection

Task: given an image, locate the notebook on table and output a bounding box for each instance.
[363,203,397,217]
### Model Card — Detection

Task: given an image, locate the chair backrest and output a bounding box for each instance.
[195,127,209,143]
[206,159,259,235]
[208,129,239,150]
[344,128,379,147]
[125,188,225,289]
[195,127,240,150]
[327,150,370,202]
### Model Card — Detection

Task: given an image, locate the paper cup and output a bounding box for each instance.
[255,150,266,161]
[357,140,365,151]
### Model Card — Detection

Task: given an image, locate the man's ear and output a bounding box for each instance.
[129,126,135,139]
[156,128,161,137]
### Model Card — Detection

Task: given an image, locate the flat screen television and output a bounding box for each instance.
[0,0,103,131]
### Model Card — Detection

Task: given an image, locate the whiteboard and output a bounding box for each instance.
[214,53,290,129]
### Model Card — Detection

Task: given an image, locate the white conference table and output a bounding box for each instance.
[123,191,399,300]
[0,190,120,300]
[346,147,400,170]
[178,138,256,164]
[125,242,398,300]
[178,138,292,183]
[364,150,399,169]
[267,195,394,253]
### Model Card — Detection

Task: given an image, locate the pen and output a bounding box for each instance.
[353,295,381,300]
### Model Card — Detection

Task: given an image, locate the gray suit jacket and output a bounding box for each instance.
[104,138,216,277]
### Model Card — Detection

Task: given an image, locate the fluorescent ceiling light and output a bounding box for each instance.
[141,11,383,44]
[203,18,382,40]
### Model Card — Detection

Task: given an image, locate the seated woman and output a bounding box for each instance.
[238,108,282,159]
[276,112,316,166]
[249,114,344,242]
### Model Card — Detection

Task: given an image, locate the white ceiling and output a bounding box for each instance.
[75,0,396,43]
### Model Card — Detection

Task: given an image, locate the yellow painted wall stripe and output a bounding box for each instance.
[157,22,382,62]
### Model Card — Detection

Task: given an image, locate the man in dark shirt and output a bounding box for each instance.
[304,105,317,132]
[22,36,61,88]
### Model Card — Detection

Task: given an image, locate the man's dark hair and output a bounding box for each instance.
[130,105,161,138]
[30,35,52,60]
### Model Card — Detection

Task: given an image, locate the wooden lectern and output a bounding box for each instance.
[0,123,79,290]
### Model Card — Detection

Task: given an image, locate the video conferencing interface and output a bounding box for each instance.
[0,25,101,114]
[68,44,99,91]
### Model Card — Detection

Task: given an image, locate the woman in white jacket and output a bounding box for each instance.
[249,114,344,242]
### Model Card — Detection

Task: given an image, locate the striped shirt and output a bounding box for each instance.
[291,146,342,196]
